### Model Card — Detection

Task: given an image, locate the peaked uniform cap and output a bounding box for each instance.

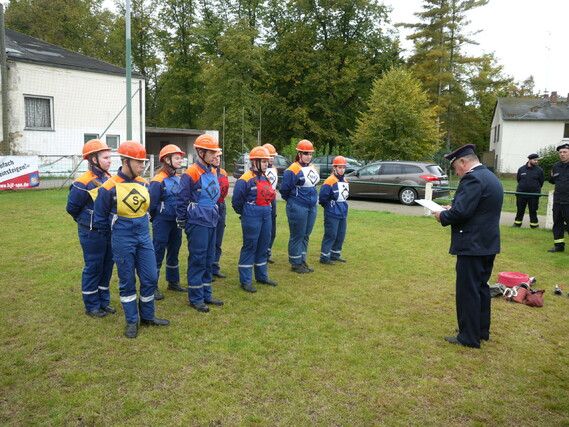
[444,144,476,165]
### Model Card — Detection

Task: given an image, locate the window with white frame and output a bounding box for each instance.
[24,95,53,130]
[106,135,120,149]
[564,123,569,139]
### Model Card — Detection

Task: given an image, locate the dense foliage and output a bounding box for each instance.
[5,0,532,162]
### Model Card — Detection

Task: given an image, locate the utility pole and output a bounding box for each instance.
[125,0,132,140]
[0,4,9,155]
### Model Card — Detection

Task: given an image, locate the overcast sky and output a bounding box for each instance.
[386,0,569,98]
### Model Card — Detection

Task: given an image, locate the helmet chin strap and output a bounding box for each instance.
[126,158,138,178]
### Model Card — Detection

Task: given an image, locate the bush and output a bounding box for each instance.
[537,145,559,178]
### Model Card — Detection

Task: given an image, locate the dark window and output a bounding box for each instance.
[381,164,403,175]
[106,135,120,149]
[359,164,381,176]
[564,123,569,139]
[403,165,423,174]
[84,133,98,143]
[25,96,53,129]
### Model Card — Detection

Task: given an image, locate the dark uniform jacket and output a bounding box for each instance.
[516,164,544,193]
[549,161,569,204]
[440,165,503,256]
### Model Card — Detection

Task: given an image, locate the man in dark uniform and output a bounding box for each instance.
[513,153,544,228]
[548,143,569,252]
[434,144,503,348]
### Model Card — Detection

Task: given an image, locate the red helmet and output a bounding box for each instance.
[159,144,185,162]
[296,139,314,152]
[249,146,271,160]
[333,156,347,166]
[82,139,111,160]
[118,141,147,161]
[194,134,220,151]
[262,143,277,156]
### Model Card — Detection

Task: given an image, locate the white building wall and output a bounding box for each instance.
[7,61,145,156]
[497,121,565,173]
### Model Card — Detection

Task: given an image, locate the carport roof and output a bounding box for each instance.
[5,28,144,78]
[497,97,569,121]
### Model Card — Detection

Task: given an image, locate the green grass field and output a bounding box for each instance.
[1,189,568,426]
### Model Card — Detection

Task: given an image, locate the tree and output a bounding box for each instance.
[351,67,442,161]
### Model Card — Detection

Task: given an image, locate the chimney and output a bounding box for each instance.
[551,91,557,104]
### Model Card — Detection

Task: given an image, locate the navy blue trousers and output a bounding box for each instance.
[212,202,226,275]
[78,224,113,311]
[320,215,347,261]
[152,217,182,283]
[286,201,317,265]
[186,224,215,304]
[238,209,271,284]
[455,255,495,348]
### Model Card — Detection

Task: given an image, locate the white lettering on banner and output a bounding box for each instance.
[0,156,40,190]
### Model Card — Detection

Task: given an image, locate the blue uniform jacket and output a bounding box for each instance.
[175,161,220,228]
[549,161,569,204]
[439,165,503,256]
[279,161,319,208]
[232,170,276,216]
[66,167,111,229]
[319,173,349,219]
[93,169,151,236]
[516,163,544,194]
[149,170,180,221]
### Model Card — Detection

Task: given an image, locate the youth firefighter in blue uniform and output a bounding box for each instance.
[263,143,278,264]
[212,151,229,279]
[280,139,320,274]
[232,146,277,292]
[66,139,115,318]
[94,141,170,339]
[176,134,224,313]
[319,156,349,265]
[149,144,186,299]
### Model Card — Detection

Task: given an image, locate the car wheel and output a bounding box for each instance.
[399,188,417,205]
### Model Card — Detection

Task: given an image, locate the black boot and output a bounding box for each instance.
[167,281,187,292]
[125,322,138,338]
[154,288,165,300]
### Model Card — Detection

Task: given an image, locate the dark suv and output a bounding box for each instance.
[312,156,363,179]
[233,153,292,179]
[346,161,449,205]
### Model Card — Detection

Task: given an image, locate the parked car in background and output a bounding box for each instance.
[346,161,449,205]
[312,156,363,179]
[233,153,292,179]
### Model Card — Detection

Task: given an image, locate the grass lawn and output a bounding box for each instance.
[1,189,568,426]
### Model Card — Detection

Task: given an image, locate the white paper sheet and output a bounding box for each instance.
[415,199,445,212]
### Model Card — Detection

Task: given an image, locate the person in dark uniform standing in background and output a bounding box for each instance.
[66,139,115,318]
[548,143,569,252]
[434,144,503,349]
[513,153,544,228]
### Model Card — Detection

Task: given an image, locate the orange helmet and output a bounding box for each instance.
[194,134,220,151]
[296,139,314,152]
[249,146,271,160]
[118,141,147,161]
[82,139,111,160]
[262,143,277,156]
[159,144,185,162]
[333,156,347,166]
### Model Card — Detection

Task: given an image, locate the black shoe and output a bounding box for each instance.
[267,258,275,264]
[213,272,226,279]
[141,317,170,326]
[167,281,187,292]
[154,288,165,300]
[257,279,278,286]
[548,246,565,253]
[320,259,335,265]
[102,306,116,314]
[445,336,479,348]
[530,225,539,229]
[205,298,224,306]
[85,308,107,318]
[291,264,309,274]
[512,223,522,227]
[455,329,488,341]
[125,322,138,338]
[241,283,257,293]
[331,257,347,263]
[301,261,314,272]
[190,302,210,313]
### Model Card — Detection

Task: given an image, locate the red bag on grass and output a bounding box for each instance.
[525,290,545,308]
